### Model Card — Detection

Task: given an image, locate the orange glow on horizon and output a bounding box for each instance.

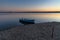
[1,7,60,12]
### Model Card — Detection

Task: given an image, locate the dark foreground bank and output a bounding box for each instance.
[0,22,59,40]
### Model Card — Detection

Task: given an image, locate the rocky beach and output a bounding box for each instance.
[0,22,59,40]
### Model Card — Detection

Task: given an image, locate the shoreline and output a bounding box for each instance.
[0,22,59,40]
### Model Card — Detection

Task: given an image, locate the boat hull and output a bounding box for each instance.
[19,19,35,25]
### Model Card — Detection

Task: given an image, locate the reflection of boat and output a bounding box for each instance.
[19,18,35,25]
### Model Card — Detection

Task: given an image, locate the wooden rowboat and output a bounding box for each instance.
[19,19,35,25]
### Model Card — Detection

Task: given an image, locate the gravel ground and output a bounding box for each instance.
[0,22,58,40]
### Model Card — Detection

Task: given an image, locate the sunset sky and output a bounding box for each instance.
[0,0,60,12]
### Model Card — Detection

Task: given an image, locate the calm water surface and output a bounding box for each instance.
[0,13,60,30]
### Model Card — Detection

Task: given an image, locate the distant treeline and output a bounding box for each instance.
[0,11,60,13]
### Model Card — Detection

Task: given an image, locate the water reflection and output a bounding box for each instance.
[0,13,60,30]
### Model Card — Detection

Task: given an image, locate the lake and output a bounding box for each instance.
[0,13,60,30]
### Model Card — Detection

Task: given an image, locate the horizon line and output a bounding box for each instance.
[0,11,60,13]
